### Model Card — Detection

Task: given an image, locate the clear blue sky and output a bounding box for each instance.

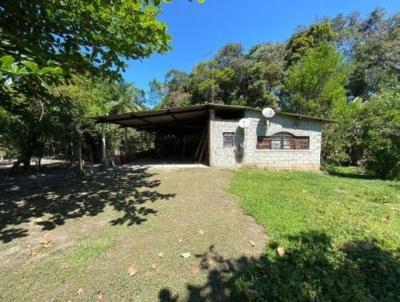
[123,0,400,93]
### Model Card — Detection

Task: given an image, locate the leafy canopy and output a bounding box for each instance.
[0,0,171,80]
[360,81,400,178]
[283,42,351,117]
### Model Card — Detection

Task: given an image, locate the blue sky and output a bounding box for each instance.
[123,0,400,93]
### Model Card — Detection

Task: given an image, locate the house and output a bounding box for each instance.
[96,103,328,171]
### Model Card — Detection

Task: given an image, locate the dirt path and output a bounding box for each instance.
[0,167,266,301]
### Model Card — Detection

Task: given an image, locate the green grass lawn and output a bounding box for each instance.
[230,168,400,301]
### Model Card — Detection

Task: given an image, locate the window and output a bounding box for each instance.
[223,132,235,147]
[257,132,309,150]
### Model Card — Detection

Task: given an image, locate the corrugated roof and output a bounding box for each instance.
[95,103,331,129]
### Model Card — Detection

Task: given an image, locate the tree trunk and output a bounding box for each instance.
[101,124,108,169]
[70,141,75,166]
[77,136,84,176]
[21,148,32,171]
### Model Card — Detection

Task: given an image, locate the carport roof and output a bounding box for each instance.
[95,103,330,130]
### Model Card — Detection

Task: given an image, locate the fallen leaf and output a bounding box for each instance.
[158,252,163,258]
[39,233,53,248]
[191,266,200,275]
[128,265,138,276]
[76,288,84,295]
[178,239,183,243]
[150,264,157,270]
[198,229,204,235]
[249,240,256,247]
[277,246,285,257]
[180,252,191,259]
[96,290,104,301]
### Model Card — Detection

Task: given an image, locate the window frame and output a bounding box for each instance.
[223,132,235,148]
[256,132,310,150]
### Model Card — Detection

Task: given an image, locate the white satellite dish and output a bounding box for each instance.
[262,107,276,118]
[238,118,250,128]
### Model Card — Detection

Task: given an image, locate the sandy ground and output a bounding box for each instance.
[0,166,266,301]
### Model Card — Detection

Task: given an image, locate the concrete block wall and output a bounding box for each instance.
[209,110,322,171]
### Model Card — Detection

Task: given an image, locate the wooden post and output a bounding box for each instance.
[208,109,215,166]
[101,123,108,169]
[77,134,84,175]
[70,141,75,166]
[195,129,206,160]
[140,130,143,152]
[124,127,129,162]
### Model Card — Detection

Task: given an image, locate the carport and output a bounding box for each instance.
[96,103,246,165]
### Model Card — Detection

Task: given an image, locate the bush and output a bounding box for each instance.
[361,83,400,178]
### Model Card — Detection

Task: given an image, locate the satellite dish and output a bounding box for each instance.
[262,107,275,118]
[238,118,250,128]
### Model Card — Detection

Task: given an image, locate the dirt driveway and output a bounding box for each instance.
[0,166,266,301]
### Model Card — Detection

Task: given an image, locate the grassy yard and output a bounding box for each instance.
[1,166,399,301]
[230,168,400,301]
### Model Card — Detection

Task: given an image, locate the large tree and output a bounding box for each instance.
[330,8,400,98]
[282,42,351,117]
[360,81,400,178]
[0,0,171,168]
[0,0,170,80]
[286,23,335,66]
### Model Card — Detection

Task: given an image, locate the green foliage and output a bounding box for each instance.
[361,83,400,178]
[150,69,191,108]
[286,23,335,66]
[330,8,400,98]
[283,42,351,117]
[231,169,400,301]
[323,97,363,164]
[160,42,286,108]
[0,1,170,80]
[0,0,171,167]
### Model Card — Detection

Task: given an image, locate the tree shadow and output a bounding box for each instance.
[159,231,400,301]
[0,166,175,243]
[323,165,377,180]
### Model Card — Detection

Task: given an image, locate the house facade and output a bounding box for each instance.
[209,108,323,170]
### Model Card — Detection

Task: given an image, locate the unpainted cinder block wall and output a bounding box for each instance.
[209,110,322,170]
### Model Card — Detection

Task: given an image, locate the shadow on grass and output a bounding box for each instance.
[0,166,175,243]
[323,165,376,180]
[159,231,400,301]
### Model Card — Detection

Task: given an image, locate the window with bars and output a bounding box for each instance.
[223,132,235,147]
[257,132,309,150]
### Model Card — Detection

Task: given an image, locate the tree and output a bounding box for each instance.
[322,98,364,165]
[0,0,171,168]
[183,42,285,108]
[245,43,287,108]
[151,69,191,108]
[360,82,400,178]
[286,23,335,66]
[55,75,145,156]
[330,8,400,98]
[282,42,351,117]
[0,1,170,80]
